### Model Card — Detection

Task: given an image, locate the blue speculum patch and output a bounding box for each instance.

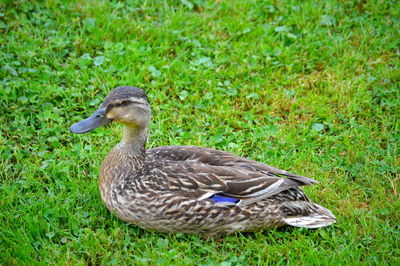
[210,194,240,203]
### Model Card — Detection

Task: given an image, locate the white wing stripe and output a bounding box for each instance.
[241,179,284,197]
[198,192,215,200]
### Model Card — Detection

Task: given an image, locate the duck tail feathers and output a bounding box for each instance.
[282,202,336,228]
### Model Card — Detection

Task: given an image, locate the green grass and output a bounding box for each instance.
[1,0,399,264]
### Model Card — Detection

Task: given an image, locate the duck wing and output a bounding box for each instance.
[147,146,318,205]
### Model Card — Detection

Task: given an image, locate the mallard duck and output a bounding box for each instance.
[70,86,336,236]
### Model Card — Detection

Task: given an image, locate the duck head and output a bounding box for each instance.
[70,86,152,134]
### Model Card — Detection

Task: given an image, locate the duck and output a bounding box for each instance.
[70,86,336,236]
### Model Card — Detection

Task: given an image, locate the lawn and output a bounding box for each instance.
[1,0,399,264]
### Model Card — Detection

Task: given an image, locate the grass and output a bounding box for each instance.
[0,0,399,264]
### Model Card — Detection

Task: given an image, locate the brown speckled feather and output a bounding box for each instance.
[147,146,318,204]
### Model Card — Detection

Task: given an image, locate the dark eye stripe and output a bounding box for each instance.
[110,100,131,108]
[107,100,146,109]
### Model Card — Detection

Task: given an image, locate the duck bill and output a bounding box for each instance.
[70,107,111,134]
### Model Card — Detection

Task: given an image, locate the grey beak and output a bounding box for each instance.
[70,107,111,134]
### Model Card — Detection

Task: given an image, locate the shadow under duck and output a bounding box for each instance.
[70,86,336,236]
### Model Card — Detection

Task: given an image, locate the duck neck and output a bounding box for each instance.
[119,124,148,155]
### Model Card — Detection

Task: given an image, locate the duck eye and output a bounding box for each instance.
[107,100,131,110]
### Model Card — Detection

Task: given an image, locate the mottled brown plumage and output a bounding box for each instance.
[70,86,336,236]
